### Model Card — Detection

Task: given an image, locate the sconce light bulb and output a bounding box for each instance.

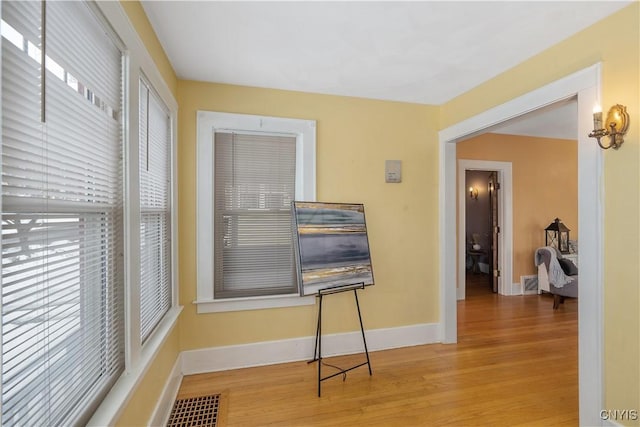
[593,105,603,130]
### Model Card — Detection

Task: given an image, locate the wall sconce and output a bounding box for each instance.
[589,104,629,150]
[469,186,478,200]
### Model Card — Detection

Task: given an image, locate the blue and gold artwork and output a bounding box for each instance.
[292,202,374,296]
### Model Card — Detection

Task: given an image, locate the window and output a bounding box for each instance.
[196,111,316,313]
[1,1,178,425]
[214,132,297,298]
[139,78,172,343]
[1,1,124,425]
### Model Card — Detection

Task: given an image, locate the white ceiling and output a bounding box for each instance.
[491,98,578,140]
[141,0,630,139]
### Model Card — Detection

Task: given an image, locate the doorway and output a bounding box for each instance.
[465,170,495,292]
[457,160,512,300]
[439,64,604,424]
[464,170,498,293]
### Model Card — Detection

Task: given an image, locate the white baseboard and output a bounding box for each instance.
[511,282,523,295]
[602,418,622,427]
[600,412,640,426]
[148,354,183,427]
[149,322,440,424]
[499,281,523,296]
[181,322,440,375]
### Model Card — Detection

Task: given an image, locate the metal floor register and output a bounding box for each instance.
[167,394,220,427]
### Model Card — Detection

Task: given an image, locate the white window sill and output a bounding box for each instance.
[87,305,183,426]
[194,294,316,313]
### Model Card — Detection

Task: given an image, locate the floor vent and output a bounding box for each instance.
[167,394,220,427]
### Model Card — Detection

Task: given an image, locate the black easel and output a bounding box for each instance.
[307,282,372,397]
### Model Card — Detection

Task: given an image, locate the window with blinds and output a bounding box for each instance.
[139,79,172,343]
[213,132,298,298]
[1,1,124,425]
[196,111,315,312]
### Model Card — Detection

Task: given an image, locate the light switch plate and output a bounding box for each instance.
[385,160,402,183]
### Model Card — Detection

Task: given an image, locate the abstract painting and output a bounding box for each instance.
[292,201,374,296]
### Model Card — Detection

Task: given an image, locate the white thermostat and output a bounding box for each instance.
[385,160,402,183]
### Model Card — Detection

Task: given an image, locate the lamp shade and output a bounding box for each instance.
[545,218,570,254]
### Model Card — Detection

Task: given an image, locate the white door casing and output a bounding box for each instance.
[439,64,603,425]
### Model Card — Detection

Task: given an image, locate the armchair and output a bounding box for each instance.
[535,246,578,309]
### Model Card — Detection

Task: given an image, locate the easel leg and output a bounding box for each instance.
[310,299,321,362]
[307,293,324,397]
[354,289,372,376]
[317,293,323,397]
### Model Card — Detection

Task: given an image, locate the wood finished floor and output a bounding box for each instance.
[177,274,578,426]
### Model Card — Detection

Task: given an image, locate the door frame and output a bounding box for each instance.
[457,160,513,299]
[439,64,603,425]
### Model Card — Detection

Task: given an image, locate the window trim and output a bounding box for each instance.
[195,111,316,313]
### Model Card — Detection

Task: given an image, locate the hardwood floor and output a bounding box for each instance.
[176,276,578,426]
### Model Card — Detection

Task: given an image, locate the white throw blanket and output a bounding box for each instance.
[534,246,574,288]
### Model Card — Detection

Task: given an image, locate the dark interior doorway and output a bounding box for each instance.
[465,170,498,294]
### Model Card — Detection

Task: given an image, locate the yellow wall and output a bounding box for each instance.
[177,81,439,350]
[442,3,640,421]
[457,133,578,282]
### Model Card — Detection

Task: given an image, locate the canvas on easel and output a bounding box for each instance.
[292,201,374,296]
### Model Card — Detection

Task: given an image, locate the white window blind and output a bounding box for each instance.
[1,1,124,425]
[139,79,172,343]
[213,132,298,298]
